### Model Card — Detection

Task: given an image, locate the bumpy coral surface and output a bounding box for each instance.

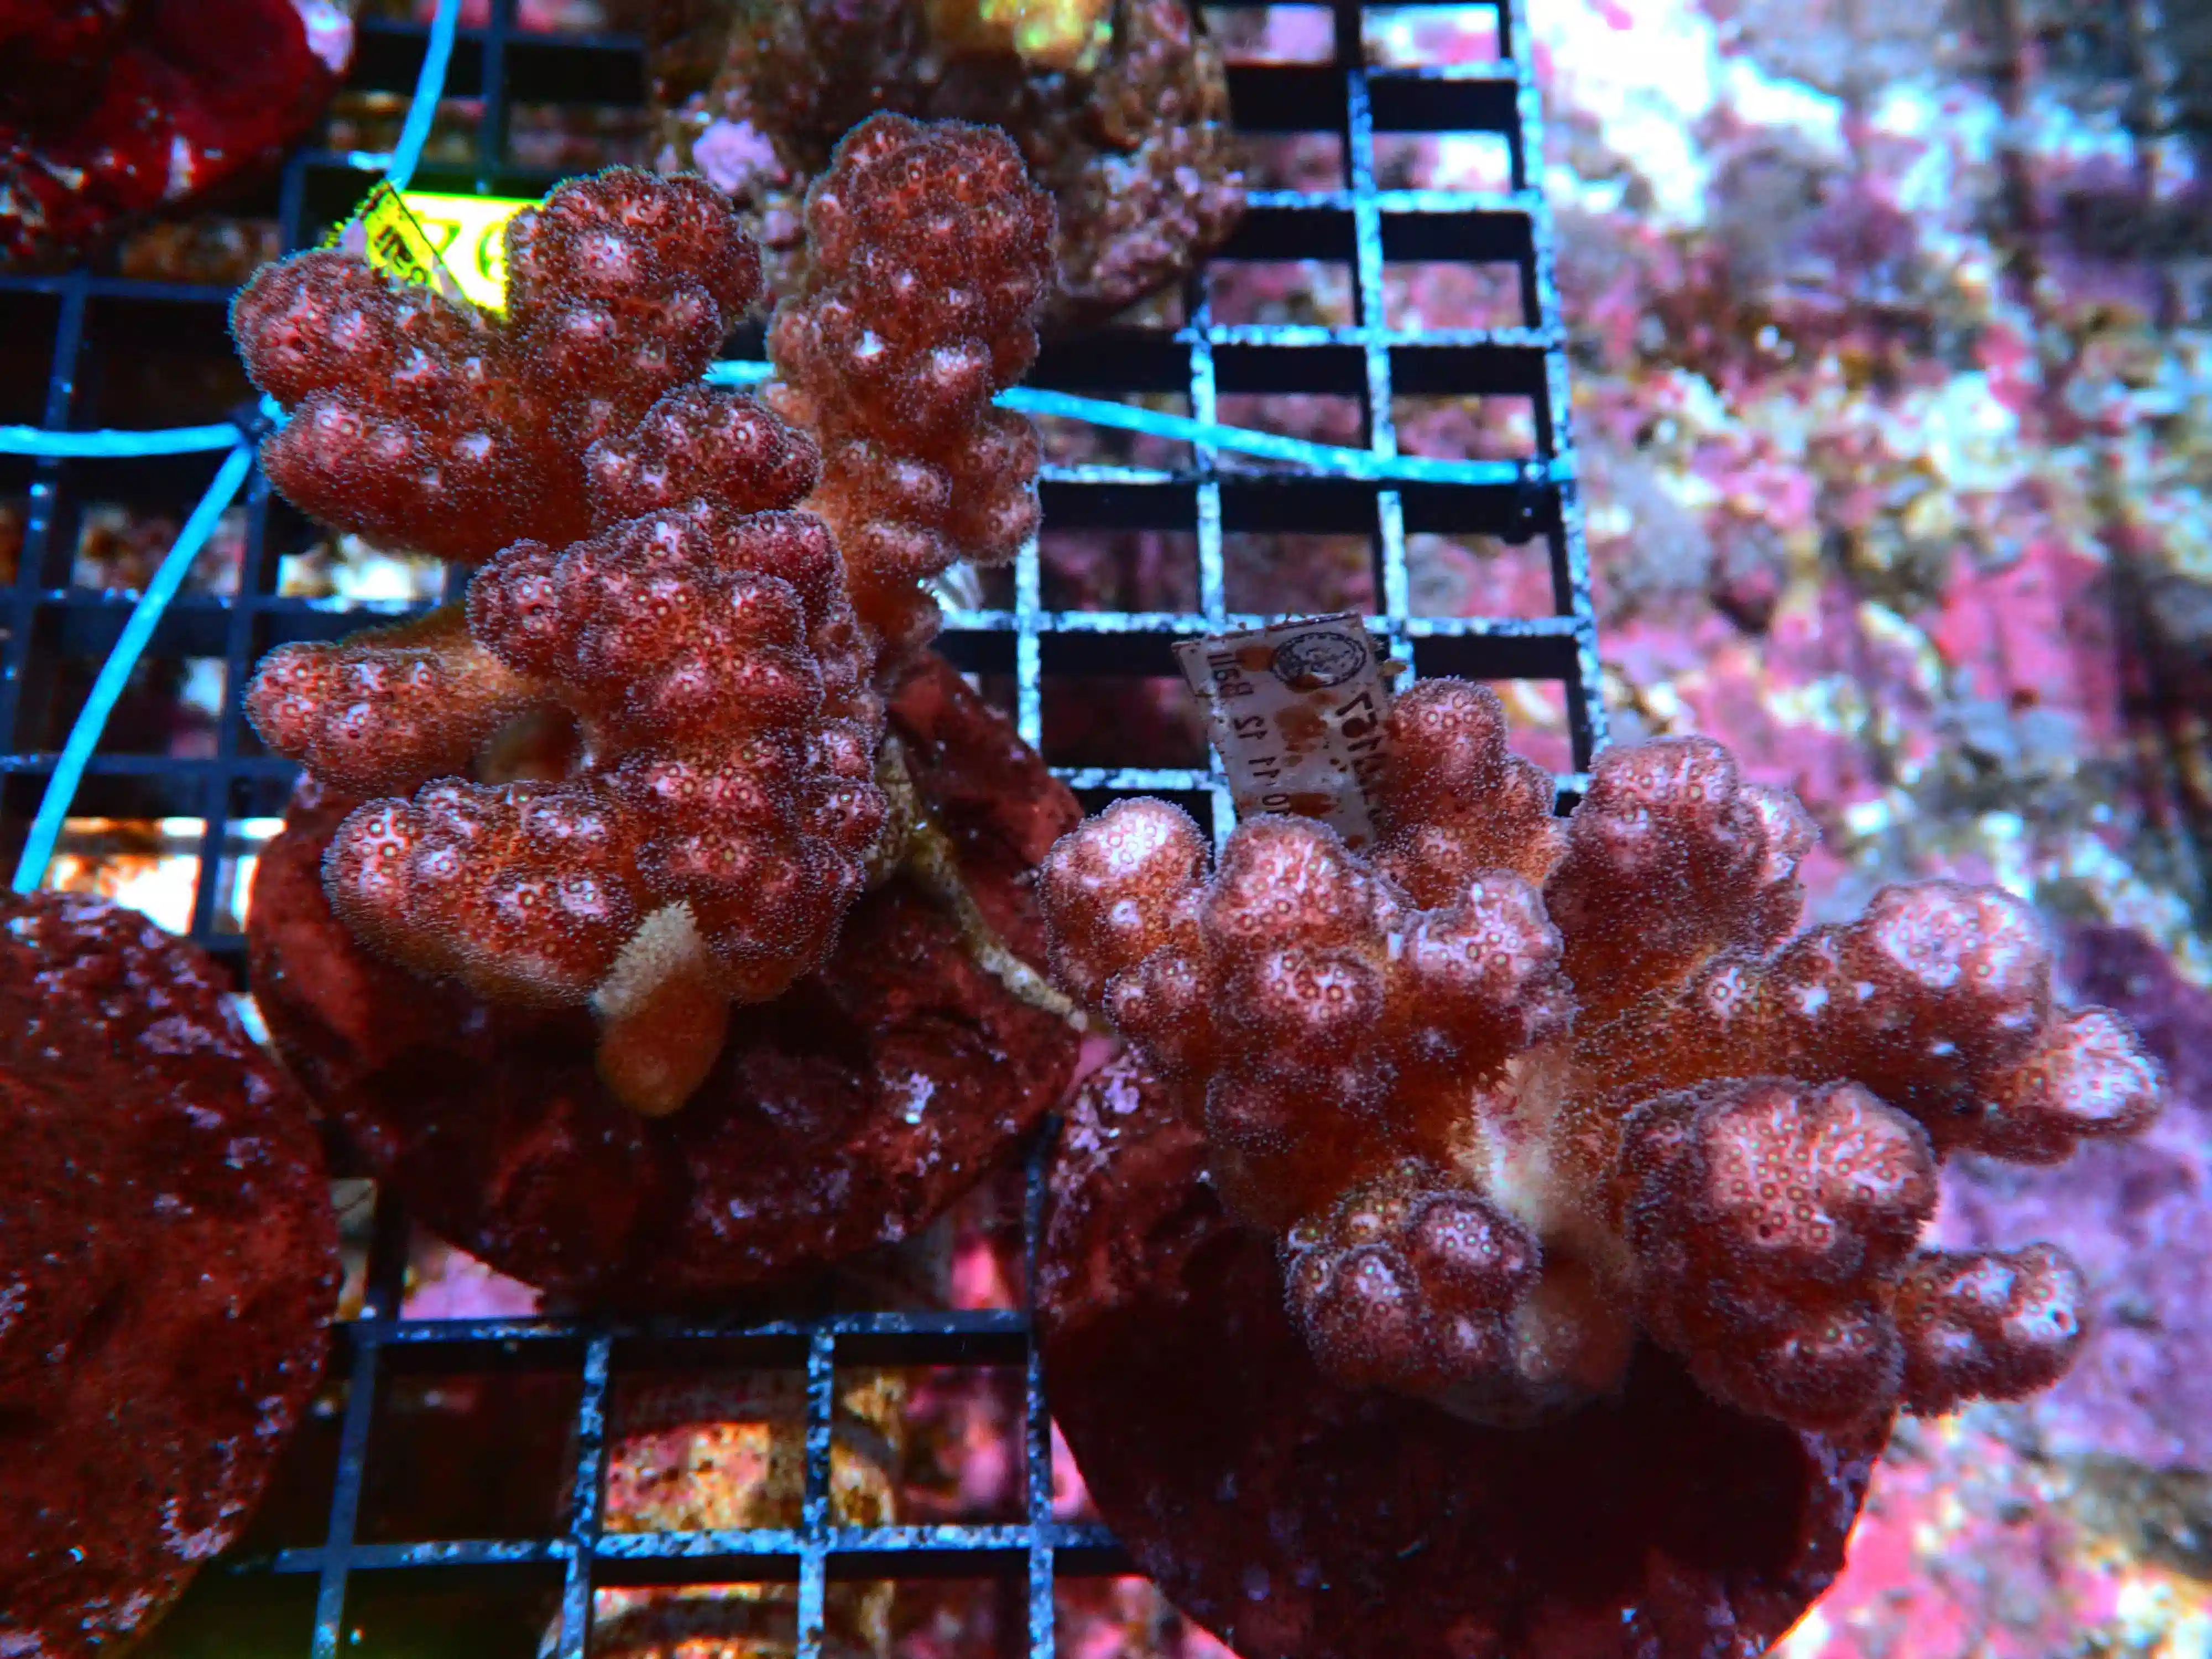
[239,129,1066,1116]
[234,166,762,566]
[0,891,338,1657]
[1041,680,2165,1434]
[646,0,1243,328]
[1035,684,2167,1658]
[249,407,883,1113]
[1040,1054,1884,1659]
[0,0,345,272]
[766,112,1055,655]
[246,655,1081,1303]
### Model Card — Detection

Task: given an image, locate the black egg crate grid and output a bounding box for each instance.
[0,0,1603,1652]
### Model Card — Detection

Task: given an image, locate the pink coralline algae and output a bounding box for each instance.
[1,0,347,272]
[1035,681,2164,1658]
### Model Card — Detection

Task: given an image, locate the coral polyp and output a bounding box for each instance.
[321,495,884,1115]
[1035,678,2164,1656]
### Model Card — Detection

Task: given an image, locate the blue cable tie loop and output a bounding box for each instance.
[11,443,258,895]
[0,385,279,463]
[0,421,246,458]
[230,397,280,447]
[385,0,463,195]
[7,377,1550,892]
[18,376,1564,495]
[701,360,1550,489]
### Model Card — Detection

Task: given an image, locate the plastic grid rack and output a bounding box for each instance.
[0,0,1605,1651]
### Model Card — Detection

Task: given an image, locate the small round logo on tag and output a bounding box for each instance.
[1270,629,1367,691]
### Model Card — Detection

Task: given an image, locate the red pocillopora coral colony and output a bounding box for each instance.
[1042,680,2162,1431]
[233,117,1056,1118]
[1035,680,2163,1656]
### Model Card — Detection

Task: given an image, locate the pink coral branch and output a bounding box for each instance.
[768,113,1056,658]
[233,169,760,566]
[234,126,1065,1118]
[1039,679,2167,1432]
[244,606,539,800]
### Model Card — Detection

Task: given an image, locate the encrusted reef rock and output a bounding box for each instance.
[645,0,1243,328]
[0,892,338,1657]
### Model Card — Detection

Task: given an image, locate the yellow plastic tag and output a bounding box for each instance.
[330,182,533,314]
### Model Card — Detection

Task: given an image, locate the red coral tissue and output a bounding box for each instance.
[1,0,346,272]
[1032,681,2167,1659]
[1,892,337,1657]
[1040,677,2166,1433]
[233,126,1060,1120]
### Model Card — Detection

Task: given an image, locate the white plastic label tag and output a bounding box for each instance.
[1173,613,1393,852]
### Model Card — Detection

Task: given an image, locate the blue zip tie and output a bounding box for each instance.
[1000,385,1563,487]
[0,421,246,458]
[700,361,1562,488]
[8,378,1558,488]
[11,442,258,894]
[385,0,462,195]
